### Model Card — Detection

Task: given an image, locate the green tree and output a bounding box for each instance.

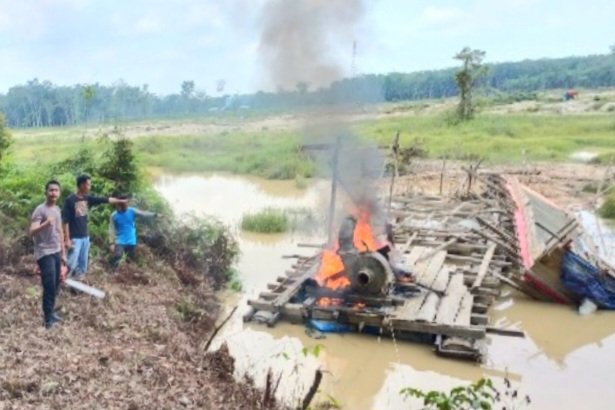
[296,81,310,95]
[181,80,195,98]
[99,134,139,194]
[454,47,488,122]
[81,84,96,123]
[0,113,12,166]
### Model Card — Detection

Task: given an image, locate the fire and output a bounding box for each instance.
[314,248,348,289]
[316,297,343,307]
[314,208,385,290]
[352,209,380,252]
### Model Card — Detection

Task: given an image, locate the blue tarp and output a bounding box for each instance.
[561,251,615,309]
[309,320,353,333]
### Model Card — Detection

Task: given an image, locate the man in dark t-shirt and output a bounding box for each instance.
[62,174,126,279]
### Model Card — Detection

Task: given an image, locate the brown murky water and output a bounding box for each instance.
[155,173,615,410]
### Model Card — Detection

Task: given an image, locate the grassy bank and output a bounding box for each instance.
[600,192,615,219]
[9,113,615,180]
[356,114,615,162]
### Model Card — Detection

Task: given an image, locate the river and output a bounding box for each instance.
[155,173,615,410]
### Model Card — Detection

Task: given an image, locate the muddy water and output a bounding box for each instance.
[155,174,615,410]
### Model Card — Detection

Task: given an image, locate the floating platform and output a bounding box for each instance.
[246,179,526,361]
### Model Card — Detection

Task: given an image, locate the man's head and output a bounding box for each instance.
[76,174,91,194]
[116,194,130,211]
[45,180,61,203]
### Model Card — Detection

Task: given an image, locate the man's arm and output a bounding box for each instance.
[29,212,53,236]
[62,199,72,249]
[134,208,158,219]
[88,195,128,206]
[109,197,128,205]
[63,222,71,249]
[108,213,116,250]
[58,217,66,263]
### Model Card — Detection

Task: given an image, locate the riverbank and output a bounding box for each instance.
[0,133,286,409]
[0,261,285,409]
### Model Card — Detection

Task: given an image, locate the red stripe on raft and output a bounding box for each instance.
[523,273,573,304]
[505,180,533,269]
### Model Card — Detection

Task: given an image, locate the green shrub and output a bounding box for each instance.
[241,208,289,233]
[0,113,13,167]
[294,175,308,189]
[142,214,239,289]
[600,192,615,219]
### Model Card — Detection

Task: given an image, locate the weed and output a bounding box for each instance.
[241,208,289,233]
[600,192,615,219]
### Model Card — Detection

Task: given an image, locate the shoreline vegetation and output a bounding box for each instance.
[10,111,615,177]
[0,117,289,408]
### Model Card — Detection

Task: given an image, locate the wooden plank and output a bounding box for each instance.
[454,293,474,326]
[259,291,281,301]
[415,292,440,322]
[273,266,317,307]
[471,314,489,326]
[405,246,428,265]
[390,318,486,339]
[399,232,418,253]
[471,303,488,314]
[471,242,496,290]
[434,273,466,325]
[415,251,447,289]
[267,283,286,291]
[431,265,452,294]
[485,327,525,338]
[415,239,457,264]
[392,292,428,322]
[247,299,276,311]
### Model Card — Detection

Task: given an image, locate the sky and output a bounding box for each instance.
[0,0,613,95]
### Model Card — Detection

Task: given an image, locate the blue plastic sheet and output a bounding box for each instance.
[561,251,615,309]
[308,320,353,333]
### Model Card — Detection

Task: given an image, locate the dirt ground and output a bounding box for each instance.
[392,160,607,211]
[0,258,283,410]
[47,88,614,140]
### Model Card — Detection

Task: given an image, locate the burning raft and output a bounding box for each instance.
[246,174,533,361]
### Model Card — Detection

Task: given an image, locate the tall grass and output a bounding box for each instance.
[10,113,615,179]
[600,192,615,219]
[355,114,615,163]
[240,208,289,233]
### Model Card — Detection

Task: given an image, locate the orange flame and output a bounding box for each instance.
[314,208,385,290]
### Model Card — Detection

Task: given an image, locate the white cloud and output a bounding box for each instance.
[134,14,161,33]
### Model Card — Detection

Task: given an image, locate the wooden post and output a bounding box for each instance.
[327,136,341,246]
[387,131,400,215]
[439,157,446,195]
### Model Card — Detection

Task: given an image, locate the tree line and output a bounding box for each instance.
[1,52,614,128]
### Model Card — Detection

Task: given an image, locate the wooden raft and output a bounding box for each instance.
[246,248,491,361]
[246,190,525,361]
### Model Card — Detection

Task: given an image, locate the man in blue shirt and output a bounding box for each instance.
[108,195,158,269]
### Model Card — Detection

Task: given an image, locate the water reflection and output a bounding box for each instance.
[155,173,615,410]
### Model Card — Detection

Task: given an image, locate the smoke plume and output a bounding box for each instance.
[258,0,364,91]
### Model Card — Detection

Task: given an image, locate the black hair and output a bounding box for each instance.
[76,174,90,187]
[45,180,61,191]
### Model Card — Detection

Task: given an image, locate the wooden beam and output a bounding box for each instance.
[415,239,457,264]
[471,242,496,290]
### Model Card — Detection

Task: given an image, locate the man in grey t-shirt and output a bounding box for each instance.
[30,180,67,329]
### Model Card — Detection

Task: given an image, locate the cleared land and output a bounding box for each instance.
[9,89,615,179]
